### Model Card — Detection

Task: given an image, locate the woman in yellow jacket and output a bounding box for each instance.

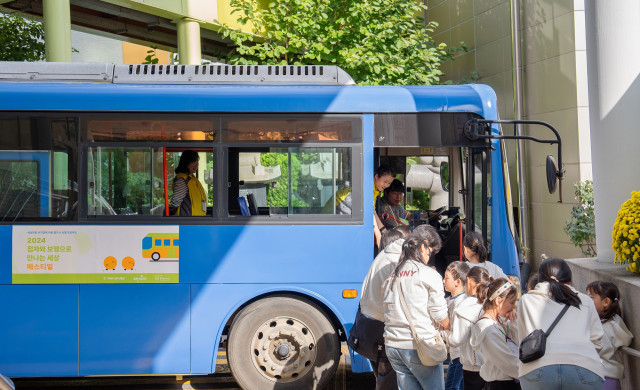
[170,151,207,216]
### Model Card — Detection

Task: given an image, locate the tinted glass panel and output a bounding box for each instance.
[87,147,164,216]
[222,115,360,143]
[0,159,40,218]
[166,150,215,216]
[84,117,216,142]
[0,116,77,222]
[234,147,352,216]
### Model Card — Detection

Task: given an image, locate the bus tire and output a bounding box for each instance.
[151,252,160,261]
[227,295,340,390]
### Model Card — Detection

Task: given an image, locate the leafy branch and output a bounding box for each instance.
[219,0,450,85]
[564,180,596,257]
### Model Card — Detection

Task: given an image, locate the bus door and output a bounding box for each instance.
[374,112,489,276]
[466,146,490,253]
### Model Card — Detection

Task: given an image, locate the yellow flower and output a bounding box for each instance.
[613,190,640,267]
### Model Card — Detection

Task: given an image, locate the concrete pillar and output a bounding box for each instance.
[585,0,640,262]
[42,0,72,62]
[177,18,202,65]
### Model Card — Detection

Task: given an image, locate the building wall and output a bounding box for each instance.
[426,0,591,269]
[585,0,640,264]
[71,30,172,64]
[71,30,123,63]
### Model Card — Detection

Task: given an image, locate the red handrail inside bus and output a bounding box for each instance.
[459,220,463,261]
[163,147,169,216]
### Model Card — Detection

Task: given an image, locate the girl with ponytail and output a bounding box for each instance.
[517,258,605,390]
[463,231,507,279]
[470,278,520,389]
[448,266,492,390]
[382,225,449,389]
[586,281,633,390]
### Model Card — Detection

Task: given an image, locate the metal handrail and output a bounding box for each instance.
[622,346,640,358]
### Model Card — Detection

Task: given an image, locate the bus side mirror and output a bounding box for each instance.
[546,155,559,194]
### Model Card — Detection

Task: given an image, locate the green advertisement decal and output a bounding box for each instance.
[12,226,179,284]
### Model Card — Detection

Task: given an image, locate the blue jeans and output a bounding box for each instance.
[520,365,604,390]
[386,346,444,390]
[445,357,463,390]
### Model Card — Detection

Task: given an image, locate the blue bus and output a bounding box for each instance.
[0,62,549,389]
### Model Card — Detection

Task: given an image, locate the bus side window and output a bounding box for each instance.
[0,115,78,222]
[87,147,164,216]
[229,147,353,216]
[165,150,214,217]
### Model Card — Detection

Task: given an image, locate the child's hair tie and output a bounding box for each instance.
[549,276,559,282]
[614,297,619,301]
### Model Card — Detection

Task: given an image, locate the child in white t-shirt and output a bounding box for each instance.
[587,281,633,390]
[443,261,471,390]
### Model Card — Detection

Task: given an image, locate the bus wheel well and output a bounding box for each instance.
[222,291,346,343]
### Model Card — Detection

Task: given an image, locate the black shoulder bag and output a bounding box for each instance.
[519,303,570,363]
[347,306,386,362]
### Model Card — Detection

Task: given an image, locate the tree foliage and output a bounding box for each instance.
[220,0,450,85]
[0,14,45,61]
[564,180,596,257]
[260,152,307,207]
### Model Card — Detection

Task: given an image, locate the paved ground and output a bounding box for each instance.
[11,344,376,390]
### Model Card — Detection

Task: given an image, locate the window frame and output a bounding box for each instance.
[0,113,79,224]
[466,146,491,253]
[222,143,363,224]
[0,111,363,225]
[79,141,218,222]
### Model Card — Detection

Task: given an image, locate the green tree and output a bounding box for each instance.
[0,14,45,61]
[260,152,307,207]
[221,0,449,85]
[564,180,596,257]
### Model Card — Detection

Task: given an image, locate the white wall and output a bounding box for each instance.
[71,30,123,63]
[585,0,640,262]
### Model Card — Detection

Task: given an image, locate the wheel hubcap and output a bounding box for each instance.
[250,316,317,382]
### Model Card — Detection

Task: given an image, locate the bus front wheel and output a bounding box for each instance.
[151,252,160,261]
[227,295,340,390]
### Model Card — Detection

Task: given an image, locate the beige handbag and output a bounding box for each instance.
[397,282,448,366]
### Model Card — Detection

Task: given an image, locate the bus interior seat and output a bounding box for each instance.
[238,197,250,216]
[150,204,165,215]
[246,193,258,215]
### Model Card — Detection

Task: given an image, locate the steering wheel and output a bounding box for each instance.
[427,205,447,223]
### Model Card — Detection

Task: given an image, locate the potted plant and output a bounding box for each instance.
[612,191,640,273]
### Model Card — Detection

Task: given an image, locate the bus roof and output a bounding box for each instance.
[0,62,497,118]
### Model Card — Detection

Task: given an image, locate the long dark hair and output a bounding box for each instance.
[175,150,199,174]
[392,225,441,282]
[538,257,581,308]
[464,231,488,262]
[586,280,622,322]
